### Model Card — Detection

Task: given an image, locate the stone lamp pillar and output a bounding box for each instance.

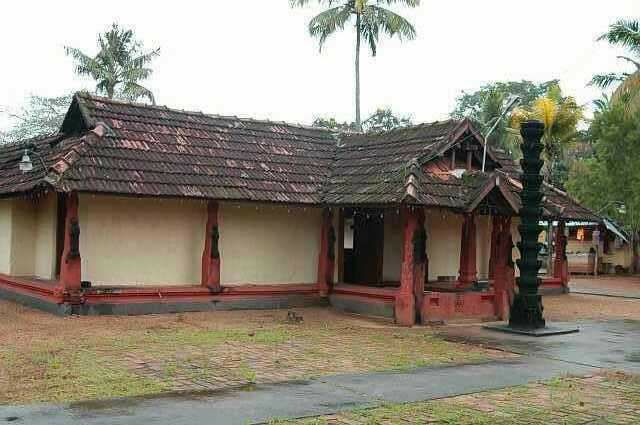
[509,121,546,330]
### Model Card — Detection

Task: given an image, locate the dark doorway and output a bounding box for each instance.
[343,208,384,285]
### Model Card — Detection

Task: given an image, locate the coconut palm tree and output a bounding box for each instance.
[65,23,160,104]
[511,84,583,185]
[291,0,420,130]
[591,19,640,114]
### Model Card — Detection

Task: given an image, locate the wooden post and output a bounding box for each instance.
[396,206,426,326]
[58,192,81,296]
[488,215,501,280]
[457,213,477,288]
[553,220,569,288]
[201,201,221,292]
[317,208,335,297]
[493,216,514,320]
[337,209,345,283]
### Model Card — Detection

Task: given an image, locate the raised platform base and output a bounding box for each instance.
[483,323,579,337]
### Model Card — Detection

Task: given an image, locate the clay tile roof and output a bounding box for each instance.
[54,93,338,203]
[323,119,464,205]
[0,93,601,222]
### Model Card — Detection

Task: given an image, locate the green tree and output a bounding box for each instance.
[0,94,71,143]
[567,104,640,271]
[451,80,559,155]
[362,107,412,131]
[65,23,160,104]
[291,0,420,130]
[510,84,583,187]
[313,107,411,132]
[591,19,640,114]
[312,116,358,131]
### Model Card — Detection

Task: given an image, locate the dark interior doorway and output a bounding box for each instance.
[343,208,384,285]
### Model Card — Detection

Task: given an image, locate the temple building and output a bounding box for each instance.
[0,93,600,325]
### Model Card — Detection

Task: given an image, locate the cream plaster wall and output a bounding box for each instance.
[10,199,36,276]
[382,211,402,282]
[34,194,57,279]
[0,201,12,274]
[219,203,322,285]
[79,195,206,286]
[425,209,463,281]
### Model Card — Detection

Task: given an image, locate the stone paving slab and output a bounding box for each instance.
[0,357,596,425]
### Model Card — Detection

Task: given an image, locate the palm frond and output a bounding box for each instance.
[120,82,156,104]
[590,73,625,89]
[367,5,417,40]
[612,70,640,115]
[597,19,640,53]
[309,5,352,50]
[290,0,345,7]
[617,55,640,70]
[375,0,421,7]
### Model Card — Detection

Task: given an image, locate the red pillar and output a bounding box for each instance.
[553,220,569,288]
[396,206,426,326]
[457,213,477,288]
[58,192,81,297]
[201,201,221,292]
[492,216,514,320]
[317,208,335,297]
[488,215,501,280]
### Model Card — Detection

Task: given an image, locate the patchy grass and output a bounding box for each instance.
[0,342,170,404]
[0,304,508,405]
[277,372,640,424]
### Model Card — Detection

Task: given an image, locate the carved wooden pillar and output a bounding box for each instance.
[58,192,81,296]
[458,213,477,288]
[396,206,426,326]
[488,215,501,280]
[317,208,336,297]
[493,216,514,320]
[553,220,569,288]
[201,201,221,292]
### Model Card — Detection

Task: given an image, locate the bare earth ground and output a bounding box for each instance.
[274,372,640,424]
[0,301,508,405]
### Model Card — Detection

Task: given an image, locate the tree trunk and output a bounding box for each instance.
[355,13,361,131]
[633,231,640,274]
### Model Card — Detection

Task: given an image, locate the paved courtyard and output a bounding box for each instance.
[570,275,640,299]
[0,301,506,404]
[0,276,638,424]
[277,372,640,424]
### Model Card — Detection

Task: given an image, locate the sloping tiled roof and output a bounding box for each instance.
[323,120,464,204]
[0,93,600,221]
[55,93,337,203]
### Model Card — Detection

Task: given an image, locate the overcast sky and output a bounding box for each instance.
[1,0,638,130]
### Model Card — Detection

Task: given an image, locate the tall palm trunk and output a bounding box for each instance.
[355,13,361,131]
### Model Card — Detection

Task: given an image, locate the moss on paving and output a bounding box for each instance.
[275,373,640,425]
[0,316,499,405]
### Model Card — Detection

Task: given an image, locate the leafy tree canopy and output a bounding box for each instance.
[0,94,71,143]
[313,107,412,132]
[451,80,559,120]
[450,80,559,156]
[65,23,160,104]
[567,104,640,269]
[510,83,583,187]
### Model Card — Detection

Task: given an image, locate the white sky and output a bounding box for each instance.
[1,0,638,130]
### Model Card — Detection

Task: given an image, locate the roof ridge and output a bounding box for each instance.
[75,92,338,136]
